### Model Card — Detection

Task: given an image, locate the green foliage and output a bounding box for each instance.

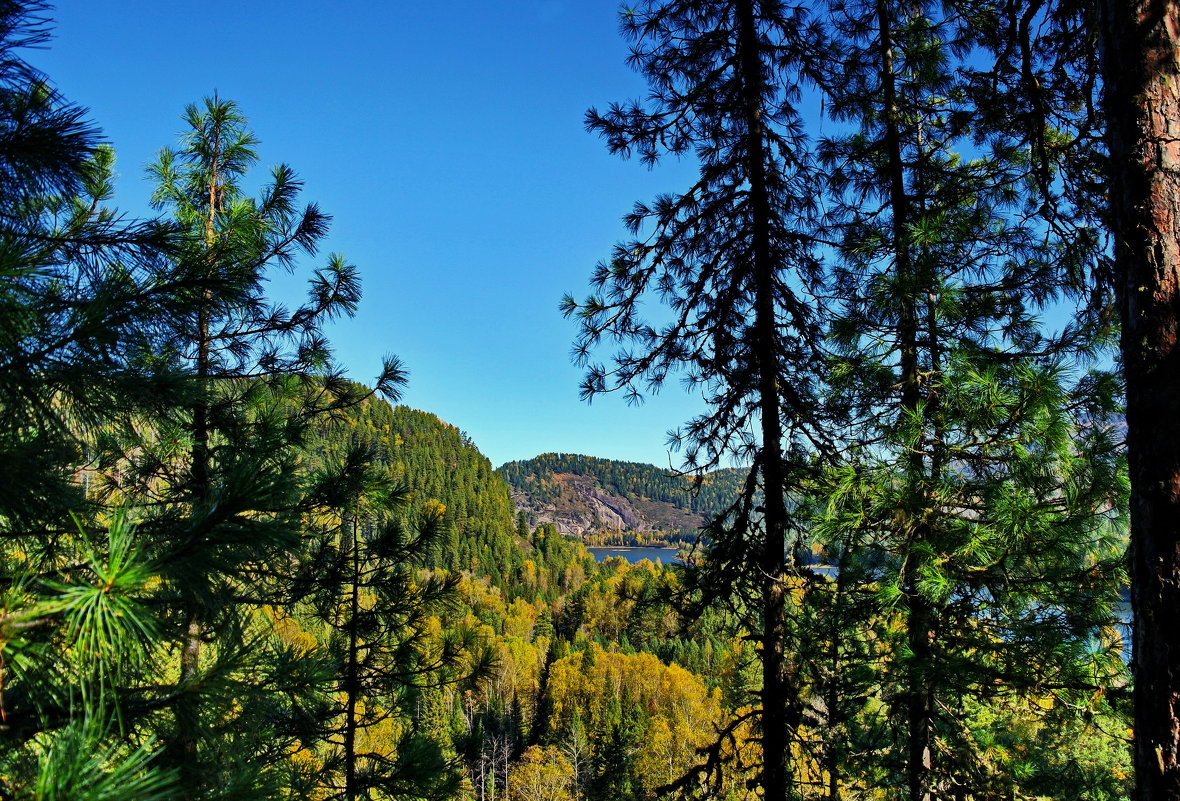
[565,1,834,798]
[0,4,181,795]
[33,722,174,801]
[312,396,517,574]
[101,96,409,799]
[808,0,1129,795]
[0,7,173,532]
[0,3,1136,801]
[1,513,177,800]
[565,2,1131,800]
[294,415,491,800]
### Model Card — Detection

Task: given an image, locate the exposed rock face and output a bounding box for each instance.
[499,454,748,542]
[509,472,704,539]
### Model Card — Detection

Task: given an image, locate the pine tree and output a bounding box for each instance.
[0,3,186,795]
[0,0,175,533]
[814,0,1126,796]
[564,2,830,796]
[100,97,402,799]
[298,432,486,801]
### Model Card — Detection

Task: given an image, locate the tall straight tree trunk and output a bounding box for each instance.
[875,1,933,798]
[1101,1,1180,797]
[735,0,795,796]
[344,514,361,801]
[175,138,222,796]
[175,285,211,799]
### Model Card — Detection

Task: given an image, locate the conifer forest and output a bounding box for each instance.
[3,0,1180,799]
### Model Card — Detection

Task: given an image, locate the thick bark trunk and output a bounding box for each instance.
[1101,1,1180,798]
[901,564,934,801]
[175,612,202,778]
[734,0,795,797]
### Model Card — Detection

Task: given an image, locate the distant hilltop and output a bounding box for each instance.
[497,453,744,545]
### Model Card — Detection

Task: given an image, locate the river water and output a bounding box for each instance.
[587,546,681,564]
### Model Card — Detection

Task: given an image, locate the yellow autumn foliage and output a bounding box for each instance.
[546,644,725,797]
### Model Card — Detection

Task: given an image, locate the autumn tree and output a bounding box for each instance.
[507,746,576,801]
[543,645,724,801]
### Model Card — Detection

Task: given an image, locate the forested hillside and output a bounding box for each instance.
[498,454,744,544]
[315,398,1129,801]
[311,396,522,576]
[300,390,778,801]
[0,0,1165,799]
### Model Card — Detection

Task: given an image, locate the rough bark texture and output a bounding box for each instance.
[1101,1,1180,797]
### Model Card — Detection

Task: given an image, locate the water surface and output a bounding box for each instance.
[588,546,681,564]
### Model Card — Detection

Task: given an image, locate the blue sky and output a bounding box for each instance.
[35,1,710,469]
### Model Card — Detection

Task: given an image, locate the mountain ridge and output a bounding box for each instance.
[497,452,744,544]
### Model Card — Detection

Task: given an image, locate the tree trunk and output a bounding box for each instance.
[344,514,361,801]
[734,0,796,797]
[875,0,934,797]
[175,135,221,797]
[1101,1,1180,798]
[175,278,212,799]
[175,612,202,786]
[825,555,850,801]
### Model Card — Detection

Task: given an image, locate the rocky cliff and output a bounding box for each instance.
[498,454,744,541]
